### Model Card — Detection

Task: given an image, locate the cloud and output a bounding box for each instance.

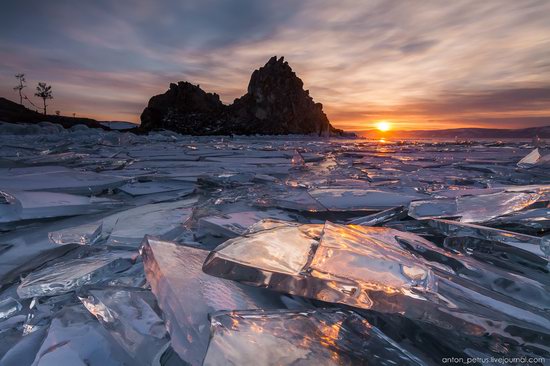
[399,40,439,55]
[0,0,549,129]
[409,87,550,115]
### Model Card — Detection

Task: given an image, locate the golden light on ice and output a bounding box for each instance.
[375,121,391,132]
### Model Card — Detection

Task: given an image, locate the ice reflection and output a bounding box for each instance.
[204,309,426,366]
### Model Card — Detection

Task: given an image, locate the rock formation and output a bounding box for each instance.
[140,57,343,136]
[140,82,225,134]
[0,97,110,130]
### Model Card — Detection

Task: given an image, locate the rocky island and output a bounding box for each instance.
[140,56,344,136]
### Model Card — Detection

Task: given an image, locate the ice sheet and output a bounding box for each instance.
[79,287,171,366]
[49,221,103,245]
[141,237,286,365]
[17,252,134,298]
[29,305,134,365]
[0,166,127,194]
[2,132,549,363]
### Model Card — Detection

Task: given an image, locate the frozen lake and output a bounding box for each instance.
[0,122,549,365]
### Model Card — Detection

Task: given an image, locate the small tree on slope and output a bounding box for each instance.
[34,82,53,115]
[13,74,26,105]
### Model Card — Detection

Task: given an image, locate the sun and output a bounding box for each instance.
[375,121,391,132]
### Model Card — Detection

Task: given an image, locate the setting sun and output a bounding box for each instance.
[375,121,391,132]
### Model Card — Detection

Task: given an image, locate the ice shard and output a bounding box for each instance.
[485,207,550,233]
[456,191,541,223]
[408,191,542,223]
[141,237,286,366]
[427,218,546,257]
[518,148,541,168]
[256,188,327,212]
[309,188,424,211]
[29,305,134,365]
[0,297,22,320]
[103,199,196,247]
[408,198,458,220]
[48,221,103,245]
[0,326,48,366]
[203,221,436,311]
[0,165,127,195]
[118,180,195,197]
[443,236,549,282]
[196,209,297,244]
[0,190,118,229]
[348,206,408,226]
[204,221,550,357]
[203,309,426,366]
[291,150,305,167]
[79,287,172,366]
[17,252,134,299]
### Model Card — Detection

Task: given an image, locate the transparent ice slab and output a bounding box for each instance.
[291,150,305,167]
[0,166,127,195]
[443,236,549,283]
[427,219,546,257]
[0,190,117,229]
[117,180,195,197]
[203,309,425,366]
[456,191,542,223]
[256,188,327,212]
[29,305,134,365]
[0,297,22,320]
[141,237,287,366]
[17,252,134,298]
[48,221,103,245]
[0,326,48,366]
[518,148,541,168]
[196,209,296,243]
[409,191,542,223]
[309,188,425,211]
[204,221,550,356]
[103,198,196,247]
[203,222,436,310]
[79,287,172,366]
[485,208,550,233]
[348,206,408,226]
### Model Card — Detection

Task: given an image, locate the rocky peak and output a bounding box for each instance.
[247,56,302,100]
[230,56,334,135]
[140,57,343,136]
[140,81,224,131]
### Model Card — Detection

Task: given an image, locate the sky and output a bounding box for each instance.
[1,0,549,132]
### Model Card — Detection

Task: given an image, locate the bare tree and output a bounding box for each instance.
[13,74,26,105]
[34,82,53,115]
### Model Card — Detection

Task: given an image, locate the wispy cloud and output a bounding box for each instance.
[1,0,549,127]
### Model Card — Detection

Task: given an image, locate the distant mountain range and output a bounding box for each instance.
[362,125,550,139]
